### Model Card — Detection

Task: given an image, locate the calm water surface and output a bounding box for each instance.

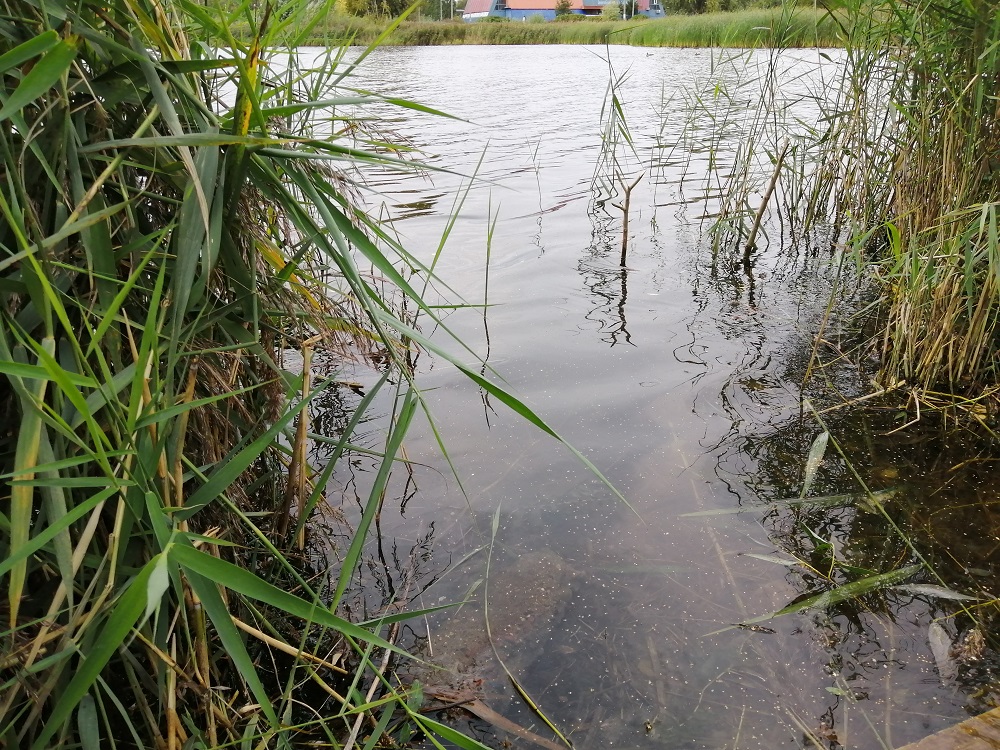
[309,45,994,749]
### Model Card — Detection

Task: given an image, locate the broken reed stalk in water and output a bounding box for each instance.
[616,171,645,265]
[744,139,789,259]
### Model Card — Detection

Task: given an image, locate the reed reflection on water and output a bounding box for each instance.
[306,45,998,749]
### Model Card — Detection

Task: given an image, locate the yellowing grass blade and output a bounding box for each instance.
[7,337,54,628]
[800,430,828,499]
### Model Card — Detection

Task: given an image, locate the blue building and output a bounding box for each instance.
[462,0,664,21]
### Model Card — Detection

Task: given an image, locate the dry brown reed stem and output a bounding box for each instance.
[882,249,1000,392]
[174,362,198,513]
[616,171,644,264]
[231,615,347,675]
[275,334,324,543]
[167,638,182,750]
[744,139,789,257]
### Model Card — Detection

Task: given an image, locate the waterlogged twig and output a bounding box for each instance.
[462,699,567,750]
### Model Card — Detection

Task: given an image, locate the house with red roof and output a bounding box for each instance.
[462,0,664,21]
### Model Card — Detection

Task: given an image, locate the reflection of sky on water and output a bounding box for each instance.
[295,45,999,749]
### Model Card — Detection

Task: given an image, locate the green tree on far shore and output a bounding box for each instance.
[421,0,457,19]
[555,0,573,15]
[338,0,412,16]
[601,0,621,18]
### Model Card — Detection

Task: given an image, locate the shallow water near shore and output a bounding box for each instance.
[311,45,1000,749]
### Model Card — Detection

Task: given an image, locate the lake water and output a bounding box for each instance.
[307,45,998,750]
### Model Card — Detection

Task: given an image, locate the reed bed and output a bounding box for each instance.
[299,8,842,47]
[700,0,1000,404]
[867,2,1000,396]
[624,7,838,47]
[0,0,590,747]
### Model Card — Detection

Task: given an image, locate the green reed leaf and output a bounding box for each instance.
[0,30,58,76]
[741,564,922,626]
[171,544,402,654]
[331,387,418,607]
[29,556,156,750]
[0,36,77,123]
[0,360,95,387]
[414,715,494,750]
[76,695,100,750]
[0,488,116,579]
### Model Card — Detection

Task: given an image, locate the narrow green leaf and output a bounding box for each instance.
[358,602,458,628]
[76,694,100,750]
[66,364,136,432]
[0,488,115,579]
[79,133,304,152]
[741,565,922,626]
[41,201,129,252]
[0,247,35,274]
[0,30,58,76]
[742,553,802,568]
[134,385,258,429]
[0,37,78,123]
[362,705,397,750]
[29,557,155,750]
[160,58,238,74]
[0,360,95,387]
[0,451,128,479]
[36,435,74,607]
[174,562,282,728]
[31,337,114,464]
[167,143,218,353]
[85,242,165,359]
[10,477,134,488]
[770,488,900,510]
[415,715,494,750]
[145,554,171,622]
[893,584,978,602]
[680,507,746,517]
[331,388,418,607]
[299,370,391,536]
[171,544,402,654]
